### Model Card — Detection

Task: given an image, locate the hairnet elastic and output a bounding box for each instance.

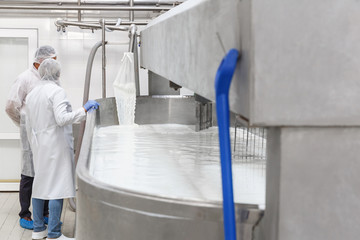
[34,45,57,64]
[38,59,61,82]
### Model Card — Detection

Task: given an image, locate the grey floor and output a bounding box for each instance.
[0,192,76,240]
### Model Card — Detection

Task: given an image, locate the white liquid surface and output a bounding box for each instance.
[90,124,266,208]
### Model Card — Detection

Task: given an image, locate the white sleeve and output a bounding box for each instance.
[52,88,86,127]
[5,78,25,126]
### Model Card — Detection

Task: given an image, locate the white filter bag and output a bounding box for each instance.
[113,52,136,125]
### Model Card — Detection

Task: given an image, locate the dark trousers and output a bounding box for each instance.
[19,174,49,219]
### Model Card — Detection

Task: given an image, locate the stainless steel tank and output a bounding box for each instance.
[76,97,264,240]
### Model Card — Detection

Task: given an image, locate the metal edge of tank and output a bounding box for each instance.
[75,98,264,240]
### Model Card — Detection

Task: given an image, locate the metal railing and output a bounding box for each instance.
[233,115,267,166]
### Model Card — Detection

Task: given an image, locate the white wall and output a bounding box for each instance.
[0,16,149,110]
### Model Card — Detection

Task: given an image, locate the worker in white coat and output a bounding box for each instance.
[5,46,57,230]
[25,59,99,240]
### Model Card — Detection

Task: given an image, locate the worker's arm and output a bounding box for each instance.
[5,100,21,126]
[52,88,86,127]
[5,79,26,126]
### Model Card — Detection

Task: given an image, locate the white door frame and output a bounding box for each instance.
[0,28,38,191]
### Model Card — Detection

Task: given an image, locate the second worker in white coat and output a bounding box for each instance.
[25,59,99,240]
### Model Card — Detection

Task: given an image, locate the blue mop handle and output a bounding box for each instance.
[215,48,240,240]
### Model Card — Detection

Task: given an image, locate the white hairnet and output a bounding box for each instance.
[34,45,57,64]
[38,59,61,82]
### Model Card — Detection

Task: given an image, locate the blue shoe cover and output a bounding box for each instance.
[20,218,33,230]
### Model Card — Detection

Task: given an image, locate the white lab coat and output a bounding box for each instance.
[6,66,40,125]
[5,66,41,177]
[25,80,86,199]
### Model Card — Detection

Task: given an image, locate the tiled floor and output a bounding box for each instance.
[0,192,76,240]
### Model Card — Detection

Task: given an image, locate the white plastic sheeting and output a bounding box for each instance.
[89,124,266,208]
[113,52,136,125]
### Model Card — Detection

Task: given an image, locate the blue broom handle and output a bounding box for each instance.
[215,48,240,240]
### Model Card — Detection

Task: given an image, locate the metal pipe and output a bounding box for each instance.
[77,0,81,21]
[72,41,104,211]
[55,20,129,31]
[134,34,140,96]
[84,0,183,4]
[101,19,106,98]
[79,20,149,25]
[75,41,104,168]
[128,24,137,52]
[84,42,104,104]
[0,5,171,11]
[129,0,134,22]
[0,0,184,5]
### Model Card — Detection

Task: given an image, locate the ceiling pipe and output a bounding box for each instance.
[55,19,130,30]
[0,0,184,5]
[0,5,172,11]
[82,20,149,25]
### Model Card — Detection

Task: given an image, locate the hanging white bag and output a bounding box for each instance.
[113,52,136,125]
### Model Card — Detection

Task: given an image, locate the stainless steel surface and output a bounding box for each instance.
[141,0,360,126]
[95,98,119,127]
[101,19,106,99]
[76,97,264,240]
[135,96,196,125]
[141,0,247,120]
[148,71,180,95]
[258,127,360,240]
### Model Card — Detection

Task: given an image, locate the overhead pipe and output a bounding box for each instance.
[55,19,129,31]
[0,0,184,5]
[0,5,171,11]
[80,20,149,25]
[84,0,183,4]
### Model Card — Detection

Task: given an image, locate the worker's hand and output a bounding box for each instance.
[83,100,100,112]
